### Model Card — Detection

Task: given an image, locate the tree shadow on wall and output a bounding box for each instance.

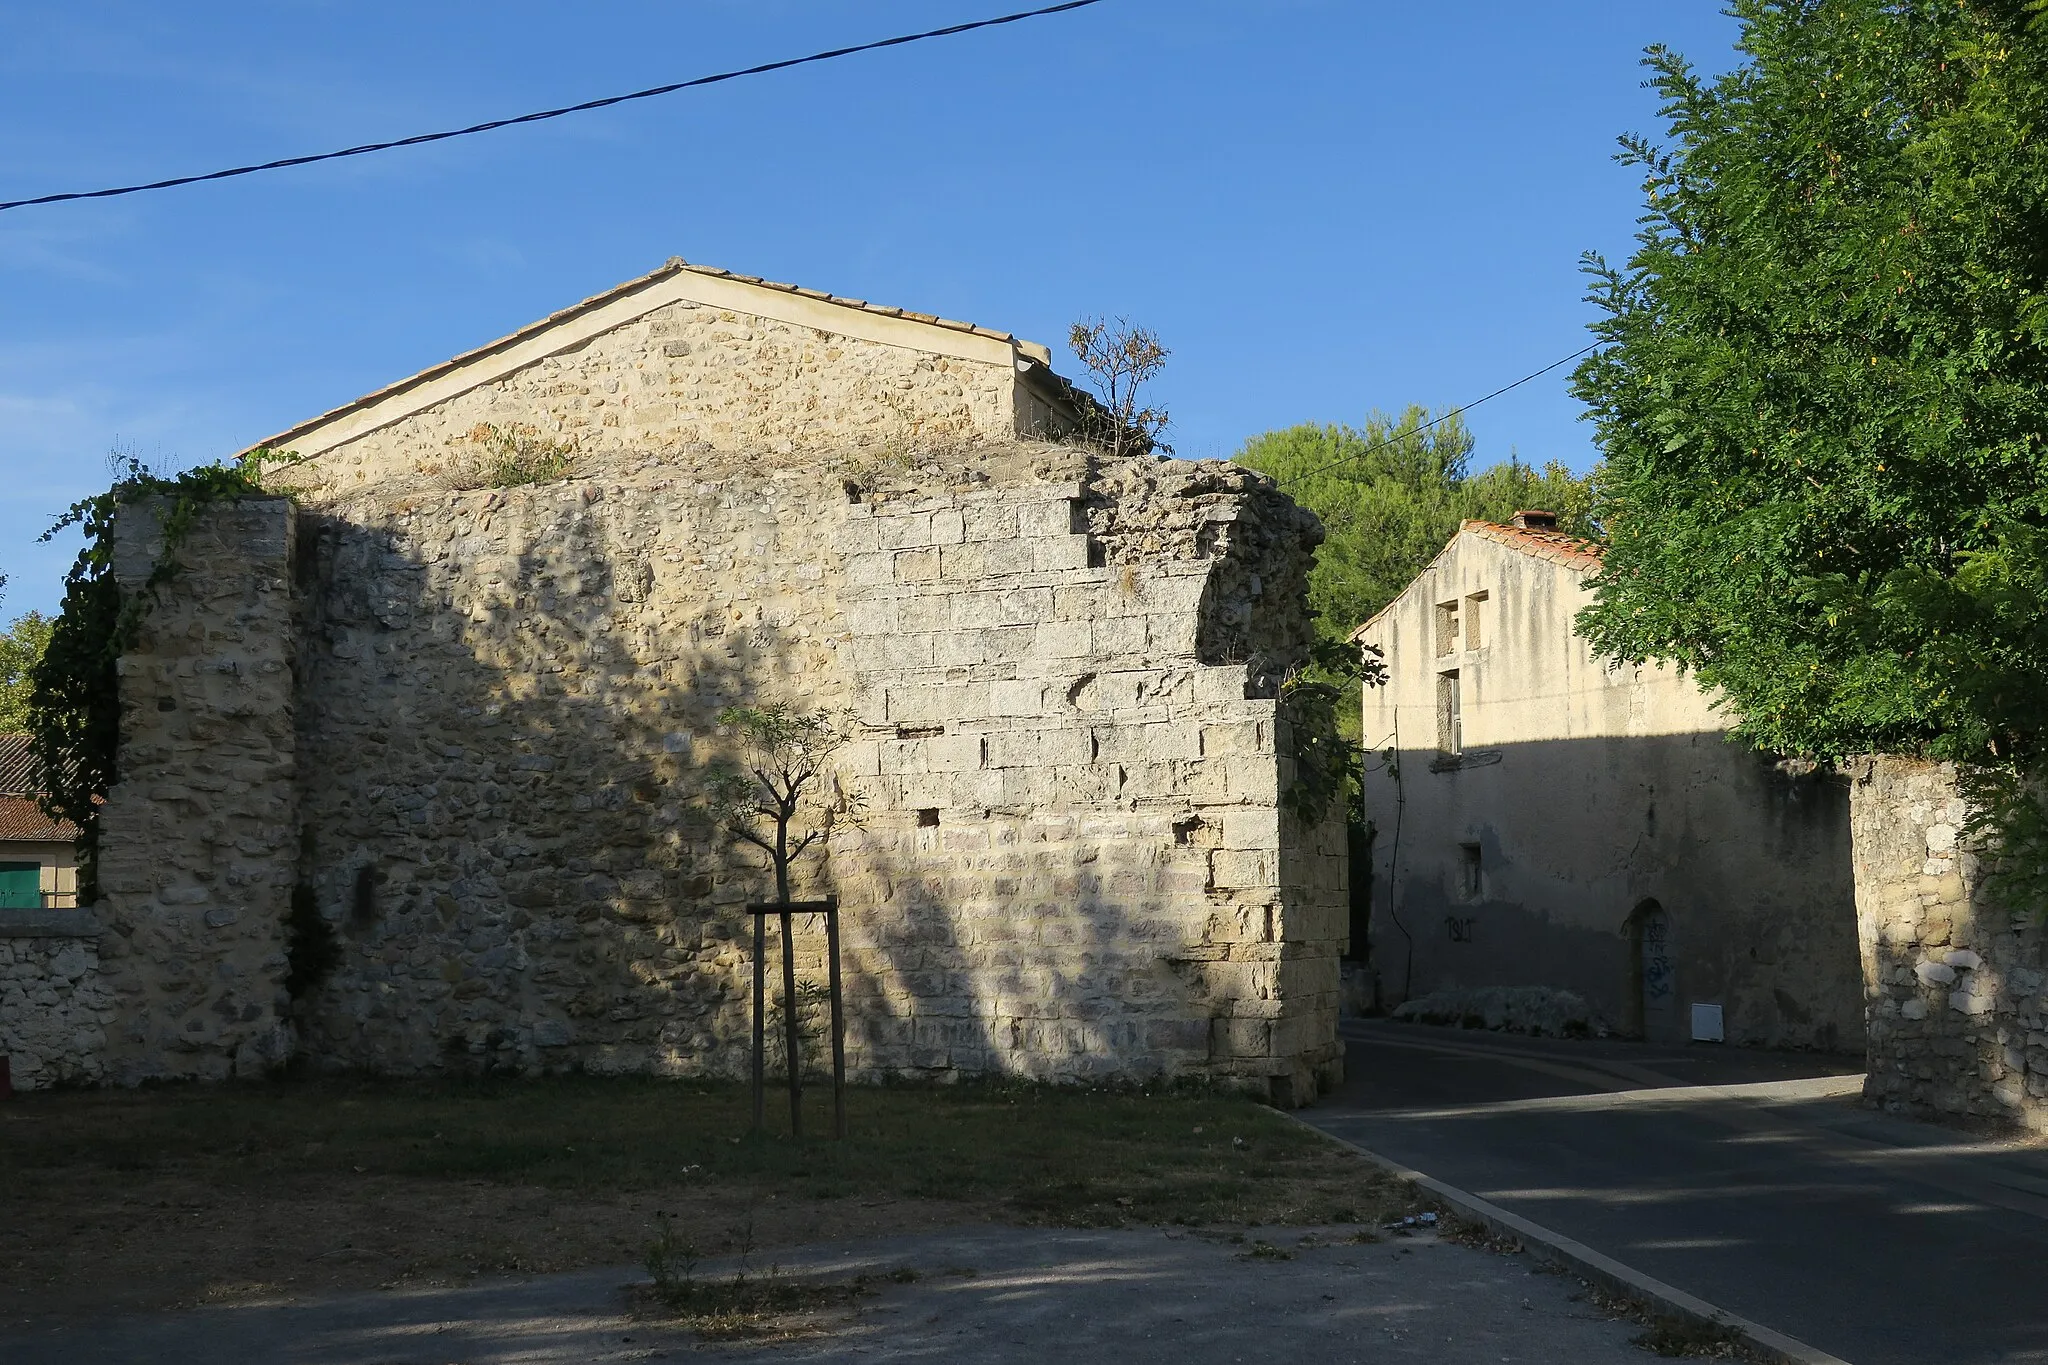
[836,816,1251,1097]
[1361,733,1862,1052]
[286,483,844,1080]
[278,477,1288,1099]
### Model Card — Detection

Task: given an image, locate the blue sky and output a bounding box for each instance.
[0,1,1744,617]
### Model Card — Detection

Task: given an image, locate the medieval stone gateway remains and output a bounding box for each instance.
[1852,756,2048,1133]
[34,262,1349,1103]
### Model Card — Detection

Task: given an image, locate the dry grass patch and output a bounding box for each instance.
[0,1076,1414,1322]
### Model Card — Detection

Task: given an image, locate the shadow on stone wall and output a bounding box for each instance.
[838,829,1208,1090]
[287,493,835,1079]
[1864,897,2046,1131]
[281,490,1246,1093]
[1364,733,1862,1051]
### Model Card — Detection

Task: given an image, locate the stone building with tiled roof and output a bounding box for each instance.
[1350,513,1862,1050]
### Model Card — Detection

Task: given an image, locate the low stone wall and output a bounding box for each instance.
[0,922,114,1088]
[1851,756,2048,1133]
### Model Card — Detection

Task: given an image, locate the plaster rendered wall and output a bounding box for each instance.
[262,437,1341,1101]
[1853,756,2048,1133]
[1357,531,1862,1048]
[0,842,80,900]
[93,499,300,1083]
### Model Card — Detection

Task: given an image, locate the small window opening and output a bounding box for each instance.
[1434,600,1460,657]
[1464,591,1489,650]
[350,864,379,929]
[916,808,941,828]
[1436,670,1462,755]
[1458,843,1482,899]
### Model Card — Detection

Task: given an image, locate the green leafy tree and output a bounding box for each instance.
[1237,407,1596,646]
[0,610,47,734]
[1570,2,2048,899]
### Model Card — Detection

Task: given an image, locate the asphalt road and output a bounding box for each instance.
[1308,1020,2048,1365]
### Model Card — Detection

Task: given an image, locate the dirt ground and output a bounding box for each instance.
[0,1165,984,1322]
[0,1077,1416,1324]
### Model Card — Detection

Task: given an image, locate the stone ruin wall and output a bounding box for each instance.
[1853,755,2048,1133]
[0,930,115,1088]
[75,446,1343,1101]
[22,280,1345,1101]
[279,438,1341,1102]
[91,501,301,1084]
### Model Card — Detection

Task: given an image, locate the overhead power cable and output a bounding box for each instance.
[1274,342,1602,487]
[0,0,1109,214]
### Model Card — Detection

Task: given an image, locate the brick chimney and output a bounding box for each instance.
[1511,510,1558,530]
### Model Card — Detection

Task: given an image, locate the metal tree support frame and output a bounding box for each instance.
[746,895,847,1140]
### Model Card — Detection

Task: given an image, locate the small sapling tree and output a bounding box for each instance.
[705,703,850,1135]
[704,704,846,900]
[1068,317,1173,458]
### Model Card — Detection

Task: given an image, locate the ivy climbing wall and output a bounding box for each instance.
[94,498,299,1084]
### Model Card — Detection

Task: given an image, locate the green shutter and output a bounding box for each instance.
[0,862,42,909]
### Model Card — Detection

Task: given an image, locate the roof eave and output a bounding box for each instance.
[1346,521,1604,643]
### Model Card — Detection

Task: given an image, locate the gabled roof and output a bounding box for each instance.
[0,735,76,841]
[1348,519,1605,642]
[246,258,1060,460]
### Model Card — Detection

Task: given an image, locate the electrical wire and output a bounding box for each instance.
[0,0,1109,214]
[1273,342,1602,488]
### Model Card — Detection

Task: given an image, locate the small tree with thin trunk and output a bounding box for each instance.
[1068,317,1173,458]
[705,705,845,901]
[707,704,849,1135]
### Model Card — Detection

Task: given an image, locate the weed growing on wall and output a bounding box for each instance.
[26,451,293,900]
[451,422,576,488]
[1068,318,1172,458]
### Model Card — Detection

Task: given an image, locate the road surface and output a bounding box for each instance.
[1309,1019,2048,1364]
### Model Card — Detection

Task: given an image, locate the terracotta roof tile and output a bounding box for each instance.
[1459,519,1605,571]
[0,733,33,795]
[0,734,78,841]
[0,795,72,842]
